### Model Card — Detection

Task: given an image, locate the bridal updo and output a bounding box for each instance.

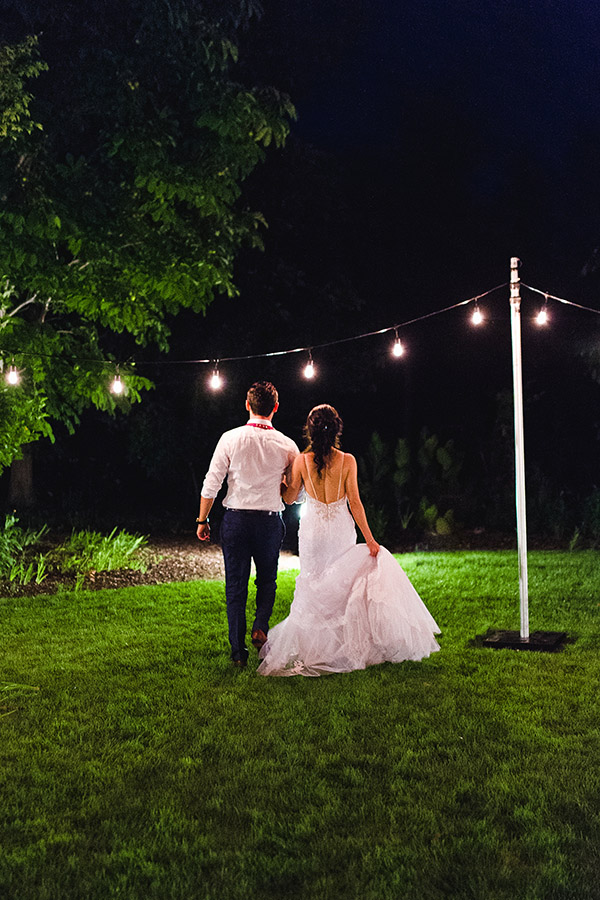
[304,404,343,476]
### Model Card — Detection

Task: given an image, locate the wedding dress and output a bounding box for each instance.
[258,467,440,677]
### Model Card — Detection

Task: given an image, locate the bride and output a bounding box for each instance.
[258,404,440,677]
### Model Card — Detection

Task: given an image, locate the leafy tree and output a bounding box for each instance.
[0,0,294,475]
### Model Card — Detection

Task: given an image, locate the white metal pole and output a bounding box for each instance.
[509,257,529,639]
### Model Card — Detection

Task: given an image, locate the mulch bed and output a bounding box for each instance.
[0,536,300,597]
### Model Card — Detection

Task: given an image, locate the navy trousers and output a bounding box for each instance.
[220,509,286,662]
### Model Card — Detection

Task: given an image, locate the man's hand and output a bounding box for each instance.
[197,523,211,542]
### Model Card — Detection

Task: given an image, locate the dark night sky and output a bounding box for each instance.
[185,0,600,515]
[10,0,600,526]
[244,0,600,285]
[222,0,600,376]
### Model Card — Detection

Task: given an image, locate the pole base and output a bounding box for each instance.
[479,629,568,652]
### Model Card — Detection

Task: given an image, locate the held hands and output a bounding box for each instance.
[197,523,210,542]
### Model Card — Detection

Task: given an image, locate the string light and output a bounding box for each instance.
[10,280,600,396]
[304,350,315,379]
[391,329,404,357]
[522,282,600,314]
[6,364,19,386]
[471,304,484,325]
[110,370,124,395]
[209,362,222,390]
[536,295,549,325]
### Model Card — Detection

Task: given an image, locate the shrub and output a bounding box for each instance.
[54,528,148,576]
[0,514,49,584]
[0,518,148,590]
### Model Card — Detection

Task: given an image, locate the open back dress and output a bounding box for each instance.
[258,455,440,677]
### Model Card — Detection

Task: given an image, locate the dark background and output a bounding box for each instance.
[7,0,600,541]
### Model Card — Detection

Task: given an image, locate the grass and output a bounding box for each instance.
[1,550,600,900]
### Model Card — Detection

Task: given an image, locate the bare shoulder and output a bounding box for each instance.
[293,452,308,471]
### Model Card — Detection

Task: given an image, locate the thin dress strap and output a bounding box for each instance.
[336,452,344,501]
[304,454,318,498]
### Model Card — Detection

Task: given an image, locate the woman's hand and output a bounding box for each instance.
[367,538,380,557]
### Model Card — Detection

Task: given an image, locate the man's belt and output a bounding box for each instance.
[225,508,281,516]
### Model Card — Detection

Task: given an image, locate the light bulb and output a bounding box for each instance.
[392,337,404,357]
[536,308,548,325]
[210,370,222,390]
[304,352,315,379]
[472,307,483,325]
[6,366,19,385]
[111,374,124,395]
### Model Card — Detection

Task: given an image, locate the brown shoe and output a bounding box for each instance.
[251,629,268,650]
[232,658,247,668]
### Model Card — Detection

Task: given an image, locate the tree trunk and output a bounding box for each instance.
[8,447,35,510]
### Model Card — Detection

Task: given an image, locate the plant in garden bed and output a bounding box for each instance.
[0,513,49,585]
[0,515,148,590]
[52,528,148,588]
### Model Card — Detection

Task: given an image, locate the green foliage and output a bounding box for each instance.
[526,464,570,540]
[0,375,52,467]
[417,499,455,535]
[393,428,463,535]
[394,428,464,535]
[0,515,147,588]
[0,1,294,471]
[0,511,47,578]
[359,429,465,539]
[55,528,147,578]
[580,487,600,542]
[0,36,47,141]
[358,432,392,540]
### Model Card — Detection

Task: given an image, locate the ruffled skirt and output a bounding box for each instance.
[258,545,440,677]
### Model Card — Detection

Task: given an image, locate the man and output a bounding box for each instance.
[197,382,299,667]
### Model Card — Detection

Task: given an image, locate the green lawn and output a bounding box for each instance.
[1,551,600,900]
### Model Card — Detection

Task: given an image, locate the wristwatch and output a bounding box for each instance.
[196,517,209,525]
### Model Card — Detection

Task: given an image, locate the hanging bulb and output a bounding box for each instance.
[110,372,124,395]
[304,351,315,379]
[471,304,484,325]
[6,364,19,386]
[391,330,404,357]
[210,363,222,390]
[535,294,549,326]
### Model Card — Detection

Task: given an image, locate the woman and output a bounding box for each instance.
[257,404,440,677]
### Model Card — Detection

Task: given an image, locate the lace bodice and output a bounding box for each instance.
[298,494,357,577]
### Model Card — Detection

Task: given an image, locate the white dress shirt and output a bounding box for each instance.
[201,417,299,512]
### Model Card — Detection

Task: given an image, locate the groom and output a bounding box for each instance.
[196,382,299,667]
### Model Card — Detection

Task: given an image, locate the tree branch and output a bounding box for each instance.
[1,294,38,319]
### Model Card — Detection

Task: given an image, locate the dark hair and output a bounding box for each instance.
[304,404,343,476]
[247,381,278,417]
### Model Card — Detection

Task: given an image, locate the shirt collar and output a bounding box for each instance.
[247,416,274,429]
